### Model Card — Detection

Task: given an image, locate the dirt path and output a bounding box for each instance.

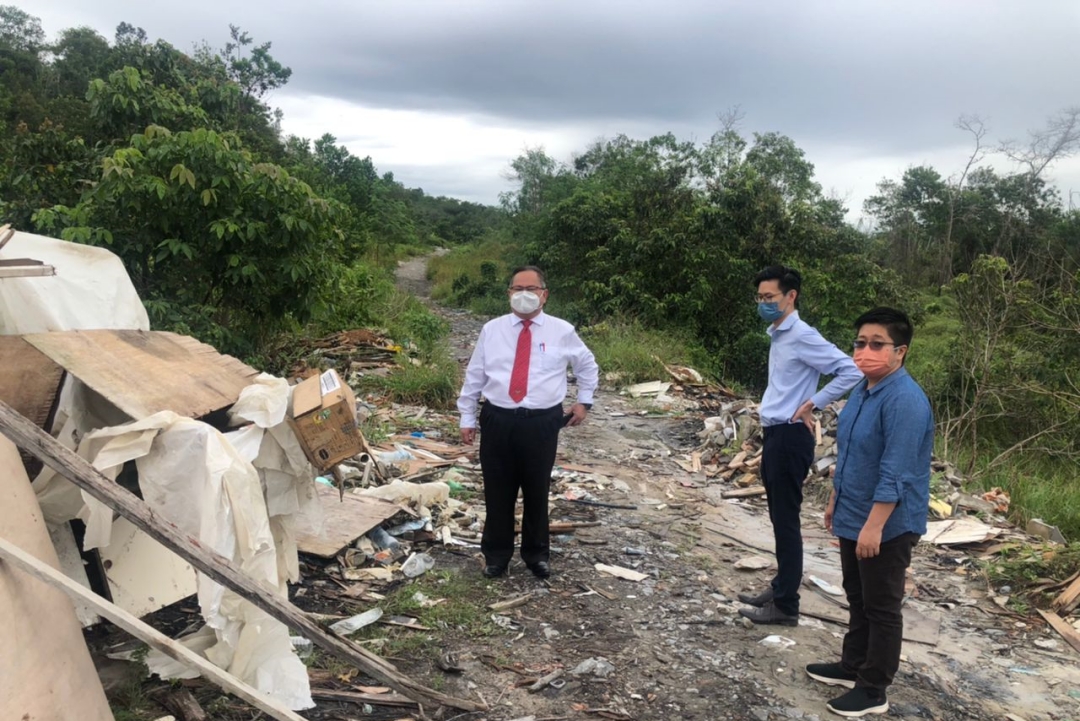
[389,256,1080,721]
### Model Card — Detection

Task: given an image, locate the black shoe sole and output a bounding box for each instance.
[738,609,799,626]
[482,566,507,578]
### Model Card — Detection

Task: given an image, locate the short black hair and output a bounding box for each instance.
[854,307,913,348]
[509,265,547,288]
[753,265,802,297]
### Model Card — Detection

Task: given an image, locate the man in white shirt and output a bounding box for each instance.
[458,266,599,579]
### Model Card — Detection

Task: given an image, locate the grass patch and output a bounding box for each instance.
[959,452,1080,541]
[358,348,460,409]
[338,570,498,658]
[579,318,711,386]
[428,236,515,313]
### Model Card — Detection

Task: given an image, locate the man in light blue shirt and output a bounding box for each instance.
[739,266,863,627]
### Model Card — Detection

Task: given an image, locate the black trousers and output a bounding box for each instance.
[839,532,919,691]
[478,403,563,567]
[761,422,815,615]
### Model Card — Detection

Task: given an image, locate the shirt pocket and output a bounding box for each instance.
[539,347,568,372]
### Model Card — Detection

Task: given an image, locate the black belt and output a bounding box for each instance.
[483,403,562,418]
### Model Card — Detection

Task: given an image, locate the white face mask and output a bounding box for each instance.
[510,290,542,315]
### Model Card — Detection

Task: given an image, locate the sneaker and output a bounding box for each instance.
[738,586,775,607]
[737,600,798,626]
[806,662,857,689]
[826,687,889,717]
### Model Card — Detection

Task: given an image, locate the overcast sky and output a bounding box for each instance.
[30,0,1080,221]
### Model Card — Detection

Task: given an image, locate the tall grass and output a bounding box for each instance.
[580,319,712,386]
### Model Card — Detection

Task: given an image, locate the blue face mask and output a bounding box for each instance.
[757,302,784,322]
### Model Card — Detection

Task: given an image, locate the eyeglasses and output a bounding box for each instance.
[509,285,545,293]
[755,293,783,303]
[853,340,901,351]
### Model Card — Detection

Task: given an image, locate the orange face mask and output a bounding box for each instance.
[853,347,894,378]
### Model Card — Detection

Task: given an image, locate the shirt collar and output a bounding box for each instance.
[766,309,800,337]
[513,311,546,327]
[866,365,909,395]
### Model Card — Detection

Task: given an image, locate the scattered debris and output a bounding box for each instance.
[329,608,384,635]
[735,556,773,570]
[759,635,796,649]
[570,657,616,678]
[1027,518,1067,545]
[924,518,1002,546]
[595,563,649,582]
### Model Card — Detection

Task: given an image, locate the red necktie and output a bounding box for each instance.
[508,319,532,403]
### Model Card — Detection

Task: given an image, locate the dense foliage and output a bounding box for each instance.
[0,5,504,356]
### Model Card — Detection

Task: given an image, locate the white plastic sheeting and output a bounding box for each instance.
[74,412,314,710]
[0,230,149,334]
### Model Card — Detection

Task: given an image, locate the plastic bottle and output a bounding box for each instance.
[366,526,401,551]
[401,552,435,578]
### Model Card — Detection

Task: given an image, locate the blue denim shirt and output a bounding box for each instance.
[832,367,934,542]
[760,312,863,427]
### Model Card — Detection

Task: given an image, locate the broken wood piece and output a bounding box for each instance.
[1052,573,1080,615]
[735,472,757,488]
[310,689,416,707]
[0,223,13,251]
[594,563,648,582]
[566,498,638,510]
[0,535,305,721]
[690,452,702,472]
[488,593,536,612]
[527,668,564,693]
[0,264,56,278]
[721,486,766,499]
[156,687,208,721]
[726,451,748,469]
[0,400,485,713]
[1038,609,1080,655]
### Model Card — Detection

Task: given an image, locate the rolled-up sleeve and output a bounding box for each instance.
[566,330,599,406]
[457,326,488,428]
[874,392,933,503]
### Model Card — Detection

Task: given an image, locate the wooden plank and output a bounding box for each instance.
[1038,609,1080,655]
[0,337,64,431]
[311,689,416,707]
[23,330,261,420]
[0,534,304,721]
[721,486,766,499]
[0,265,55,278]
[0,224,13,252]
[1052,574,1080,615]
[0,399,485,713]
[296,484,405,558]
[0,257,44,266]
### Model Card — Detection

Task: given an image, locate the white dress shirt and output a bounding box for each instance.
[457,311,599,428]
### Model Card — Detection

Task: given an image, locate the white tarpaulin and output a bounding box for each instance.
[0,230,149,334]
[74,412,314,710]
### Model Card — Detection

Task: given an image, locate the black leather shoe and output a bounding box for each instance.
[738,587,775,607]
[738,600,798,626]
[482,565,507,579]
[527,561,551,578]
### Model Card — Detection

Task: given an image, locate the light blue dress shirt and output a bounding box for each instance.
[832,367,935,542]
[759,311,863,427]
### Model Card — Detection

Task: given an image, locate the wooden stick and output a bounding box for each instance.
[0,400,484,712]
[1052,573,1080,615]
[527,668,564,693]
[0,265,56,278]
[721,486,766,499]
[0,535,304,721]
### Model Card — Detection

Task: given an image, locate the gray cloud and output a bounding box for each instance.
[30,0,1080,208]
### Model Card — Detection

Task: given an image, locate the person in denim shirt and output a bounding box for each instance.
[805,307,934,718]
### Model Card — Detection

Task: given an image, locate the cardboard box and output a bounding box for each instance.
[289,369,364,470]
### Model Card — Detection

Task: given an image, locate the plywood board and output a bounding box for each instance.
[0,436,114,721]
[0,336,64,430]
[24,330,260,420]
[296,484,406,558]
